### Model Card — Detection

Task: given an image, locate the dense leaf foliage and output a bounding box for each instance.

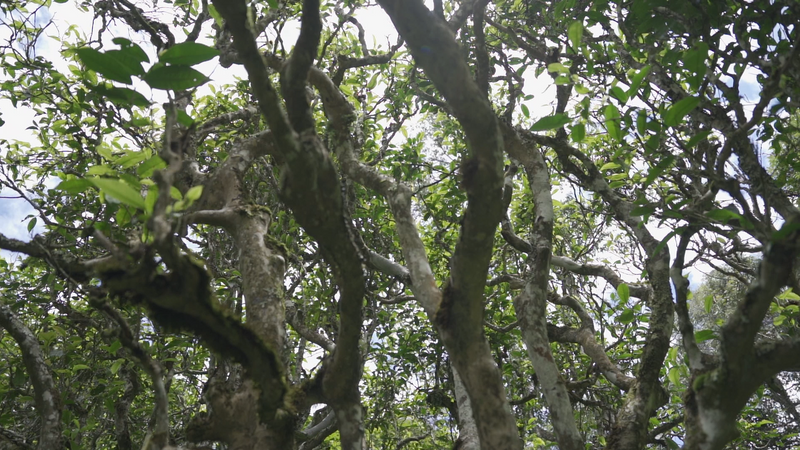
[1,0,799,449]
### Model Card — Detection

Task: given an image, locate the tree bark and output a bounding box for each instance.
[0,304,63,450]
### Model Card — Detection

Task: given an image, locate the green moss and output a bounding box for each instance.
[264,233,290,258]
[242,203,272,217]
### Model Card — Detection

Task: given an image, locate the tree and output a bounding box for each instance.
[691,262,800,449]
[0,0,799,449]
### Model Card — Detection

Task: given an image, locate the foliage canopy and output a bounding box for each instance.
[1,0,800,449]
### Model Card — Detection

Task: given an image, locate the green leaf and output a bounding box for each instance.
[574,84,590,95]
[570,123,585,142]
[367,73,379,90]
[619,308,634,324]
[111,38,149,63]
[116,205,132,226]
[56,178,94,194]
[72,364,90,371]
[530,113,569,131]
[159,42,220,66]
[630,204,656,216]
[89,177,145,209]
[185,185,203,202]
[114,152,147,169]
[554,75,571,85]
[604,104,621,141]
[108,340,122,356]
[39,331,57,345]
[706,208,751,228]
[27,217,36,232]
[694,329,716,343]
[617,283,630,303]
[143,65,209,90]
[664,96,700,127]
[643,155,674,188]
[600,162,620,171]
[667,346,678,363]
[704,295,713,314]
[686,131,711,148]
[645,135,661,153]
[652,229,678,257]
[87,165,118,176]
[521,103,530,118]
[94,86,151,108]
[547,62,569,74]
[636,110,647,135]
[75,48,144,84]
[177,110,195,127]
[608,180,626,189]
[110,359,124,375]
[208,4,224,27]
[137,156,167,177]
[683,43,709,76]
[778,289,800,301]
[96,143,113,161]
[627,65,651,98]
[772,222,800,241]
[610,86,629,104]
[145,186,158,215]
[568,20,584,48]
[668,367,681,385]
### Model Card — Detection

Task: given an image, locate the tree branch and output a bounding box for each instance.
[503,124,583,449]
[212,2,368,447]
[670,228,708,371]
[0,425,33,450]
[376,2,520,449]
[524,131,673,450]
[0,303,63,449]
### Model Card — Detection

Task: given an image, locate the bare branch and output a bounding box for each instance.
[484,319,518,333]
[670,228,708,371]
[396,433,430,450]
[286,301,336,353]
[647,415,683,442]
[550,255,650,299]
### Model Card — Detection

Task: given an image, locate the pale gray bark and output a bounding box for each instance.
[375,2,523,448]
[452,369,480,450]
[0,304,62,450]
[528,131,674,450]
[209,1,369,448]
[546,295,635,391]
[550,255,650,299]
[501,128,584,450]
